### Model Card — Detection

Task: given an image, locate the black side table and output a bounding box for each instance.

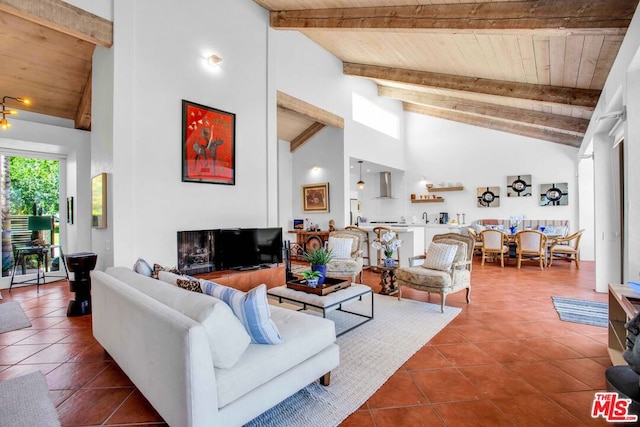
[65,252,98,317]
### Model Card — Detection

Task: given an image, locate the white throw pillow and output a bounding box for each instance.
[422,242,458,271]
[328,237,353,259]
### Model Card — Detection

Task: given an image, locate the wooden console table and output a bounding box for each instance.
[195,264,285,292]
[288,230,330,259]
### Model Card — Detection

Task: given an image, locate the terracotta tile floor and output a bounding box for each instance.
[0,259,609,426]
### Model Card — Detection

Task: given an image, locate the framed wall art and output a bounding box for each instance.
[181,100,236,185]
[92,173,107,228]
[67,197,74,225]
[477,186,501,207]
[507,174,532,197]
[540,183,569,206]
[302,183,330,213]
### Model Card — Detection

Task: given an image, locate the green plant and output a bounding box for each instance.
[301,270,322,280]
[301,247,334,266]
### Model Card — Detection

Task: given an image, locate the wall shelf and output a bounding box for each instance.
[428,186,464,192]
[411,199,444,203]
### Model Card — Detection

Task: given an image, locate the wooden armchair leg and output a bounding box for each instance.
[320,372,331,386]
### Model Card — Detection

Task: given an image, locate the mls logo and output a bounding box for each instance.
[592,392,638,423]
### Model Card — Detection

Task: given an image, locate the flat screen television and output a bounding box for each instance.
[214,227,283,271]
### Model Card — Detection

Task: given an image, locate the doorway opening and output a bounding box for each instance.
[1,154,64,283]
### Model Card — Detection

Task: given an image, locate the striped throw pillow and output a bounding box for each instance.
[200,281,283,345]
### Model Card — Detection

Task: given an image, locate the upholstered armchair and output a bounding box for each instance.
[549,229,585,269]
[325,229,366,283]
[396,233,474,313]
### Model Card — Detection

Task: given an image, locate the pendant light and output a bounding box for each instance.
[357,160,365,190]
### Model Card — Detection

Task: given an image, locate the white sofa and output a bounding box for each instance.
[92,267,339,427]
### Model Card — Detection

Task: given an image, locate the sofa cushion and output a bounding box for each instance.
[157,270,184,286]
[200,280,283,345]
[214,305,336,408]
[133,258,153,276]
[105,267,250,369]
[328,237,352,259]
[422,242,457,271]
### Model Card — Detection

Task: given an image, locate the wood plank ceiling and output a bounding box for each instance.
[0,0,112,131]
[256,0,639,147]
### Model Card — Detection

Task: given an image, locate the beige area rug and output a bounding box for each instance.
[0,301,31,334]
[0,371,61,427]
[246,292,461,426]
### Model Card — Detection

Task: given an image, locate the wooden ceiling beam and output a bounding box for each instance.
[74,70,92,130]
[290,122,326,152]
[378,85,588,135]
[404,102,582,147]
[270,0,635,35]
[0,0,113,47]
[345,63,600,109]
[277,91,344,129]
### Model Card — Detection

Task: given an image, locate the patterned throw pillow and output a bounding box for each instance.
[176,278,202,293]
[422,242,458,271]
[151,263,181,280]
[200,281,283,345]
[133,258,153,276]
[328,237,353,259]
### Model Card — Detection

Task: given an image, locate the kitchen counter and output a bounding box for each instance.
[357,223,466,261]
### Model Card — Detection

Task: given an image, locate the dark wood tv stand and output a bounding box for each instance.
[194,263,285,292]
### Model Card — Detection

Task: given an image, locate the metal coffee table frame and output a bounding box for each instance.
[268,284,374,337]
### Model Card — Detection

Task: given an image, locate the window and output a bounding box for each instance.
[352,93,399,139]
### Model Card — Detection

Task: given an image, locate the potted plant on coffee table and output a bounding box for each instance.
[300,270,322,288]
[301,247,334,285]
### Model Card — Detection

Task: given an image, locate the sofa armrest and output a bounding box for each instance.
[408,255,426,267]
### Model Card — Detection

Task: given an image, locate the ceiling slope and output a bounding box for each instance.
[0,0,112,130]
[257,0,638,146]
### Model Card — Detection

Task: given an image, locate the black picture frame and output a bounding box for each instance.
[181,100,236,185]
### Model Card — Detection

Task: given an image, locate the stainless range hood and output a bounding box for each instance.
[378,172,393,198]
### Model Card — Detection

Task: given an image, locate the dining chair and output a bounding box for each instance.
[372,226,400,266]
[466,227,483,256]
[515,230,547,270]
[480,229,509,267]
[548,229,585,269]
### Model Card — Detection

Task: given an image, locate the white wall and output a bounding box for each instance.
[272,30,405,231]
[106,0,271,267]
[403,113,579,230]
[91,45,115,271]
[290,127,346,231]
[580,9,640,289]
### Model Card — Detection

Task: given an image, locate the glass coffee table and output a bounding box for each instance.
[267,282,374,336]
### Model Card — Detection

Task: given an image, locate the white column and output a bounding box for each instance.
[593,133,622,292]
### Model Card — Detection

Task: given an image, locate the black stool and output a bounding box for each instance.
[65,252,97,317]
